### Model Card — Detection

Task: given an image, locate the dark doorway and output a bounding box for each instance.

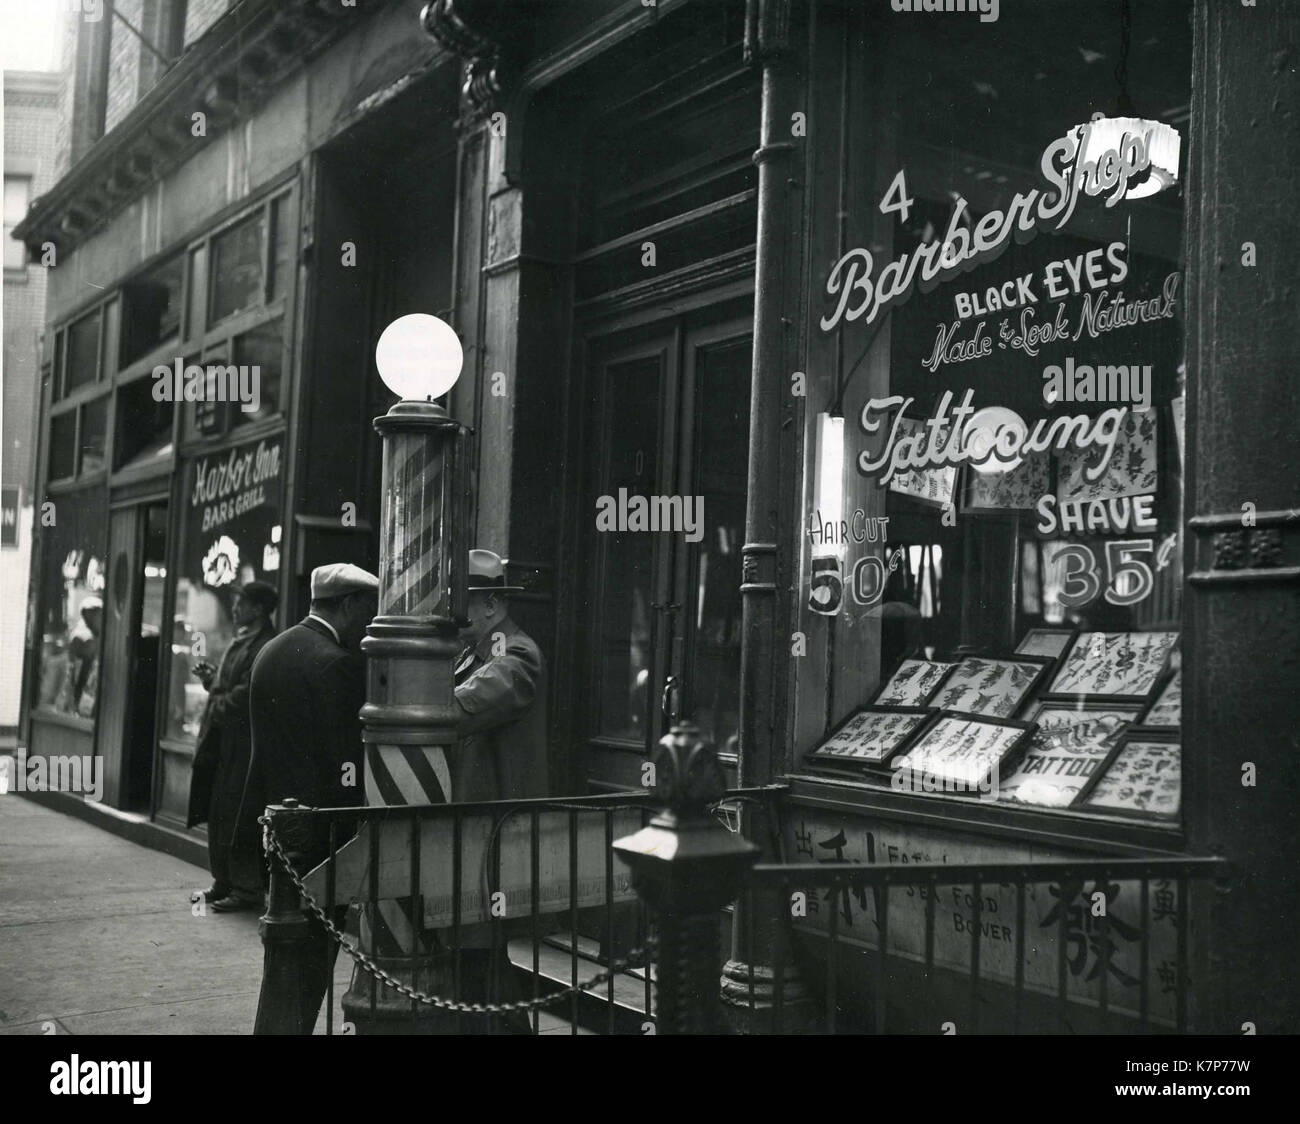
[97,499,167,811]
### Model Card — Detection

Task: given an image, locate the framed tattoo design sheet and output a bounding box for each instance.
[1140,669,1182,727]
[998,701,1142,808]
[804,706,937,775]
[927,655,1052,719]
[960,450,1052,514]
[1043,630,1178,705]
[871,658,957,707]
[887,416,959,510]
[1078,727,1181,821]
[891,712,1034,795]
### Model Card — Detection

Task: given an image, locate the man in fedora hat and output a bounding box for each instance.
[438,549,548,1031]
[187,580,279,912]
[242,563,378,1029]
[451,549,549,802]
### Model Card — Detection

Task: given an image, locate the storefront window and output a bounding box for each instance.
[164,434,283,742]
[35,488,108,720]
[798,5,1187,824]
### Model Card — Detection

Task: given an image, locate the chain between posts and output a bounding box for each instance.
[259,815,657,1017]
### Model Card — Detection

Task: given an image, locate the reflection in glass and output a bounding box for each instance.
[35,489,107,719]
[120,254,184,367]
[210,212,266,323]
[231,317,283,427]
[48,411,77,481]
[596,356,660,740]
[688,338,749,755]
[80,397,108,475]
[64,309,101,394]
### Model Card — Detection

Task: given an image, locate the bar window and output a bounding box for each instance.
[230,317,283,428]
[209,211,266,324]
[165,436,283,742]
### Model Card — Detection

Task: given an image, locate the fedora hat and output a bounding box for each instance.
[467,549,525,595]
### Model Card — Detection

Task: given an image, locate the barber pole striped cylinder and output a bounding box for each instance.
[380,429,451,618]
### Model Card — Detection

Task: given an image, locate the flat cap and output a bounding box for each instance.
[310,562,379,600]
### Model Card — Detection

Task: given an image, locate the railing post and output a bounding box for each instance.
[254,800,313,1035]
[614,723,759,1034]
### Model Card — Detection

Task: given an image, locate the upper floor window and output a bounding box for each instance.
[120,253,184,368]
[4,175,31,270]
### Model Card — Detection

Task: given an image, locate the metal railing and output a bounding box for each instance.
[253,727,1227,1035]
[254,786,779,1035]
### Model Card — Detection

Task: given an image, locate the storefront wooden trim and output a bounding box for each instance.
[786,774,1186,858]
[573,249,756,321]
[29,708,95,735]
[1189,566,1300,586]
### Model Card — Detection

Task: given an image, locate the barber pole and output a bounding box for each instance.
[339,315,469,1033]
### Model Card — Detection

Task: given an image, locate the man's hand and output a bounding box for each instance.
[193,660,216,688]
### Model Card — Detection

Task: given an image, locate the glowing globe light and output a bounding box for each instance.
[375,313,463,401]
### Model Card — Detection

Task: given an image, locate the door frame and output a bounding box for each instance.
[567,292,755,791]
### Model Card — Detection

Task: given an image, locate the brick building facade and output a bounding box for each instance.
[3,69,60,740]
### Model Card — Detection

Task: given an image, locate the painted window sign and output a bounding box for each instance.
[820,121,1180,333]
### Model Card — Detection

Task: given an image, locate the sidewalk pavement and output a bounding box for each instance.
[0,795,348,1035]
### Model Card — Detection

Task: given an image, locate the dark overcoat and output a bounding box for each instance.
[451,616,549,801]
[236,617,366,867]
[186,620,274,836]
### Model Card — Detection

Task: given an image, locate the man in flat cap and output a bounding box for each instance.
[242,562,378,1029]
[187,580,279,912]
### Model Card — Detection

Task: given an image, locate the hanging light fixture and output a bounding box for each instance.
[1074,0,1181,202]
